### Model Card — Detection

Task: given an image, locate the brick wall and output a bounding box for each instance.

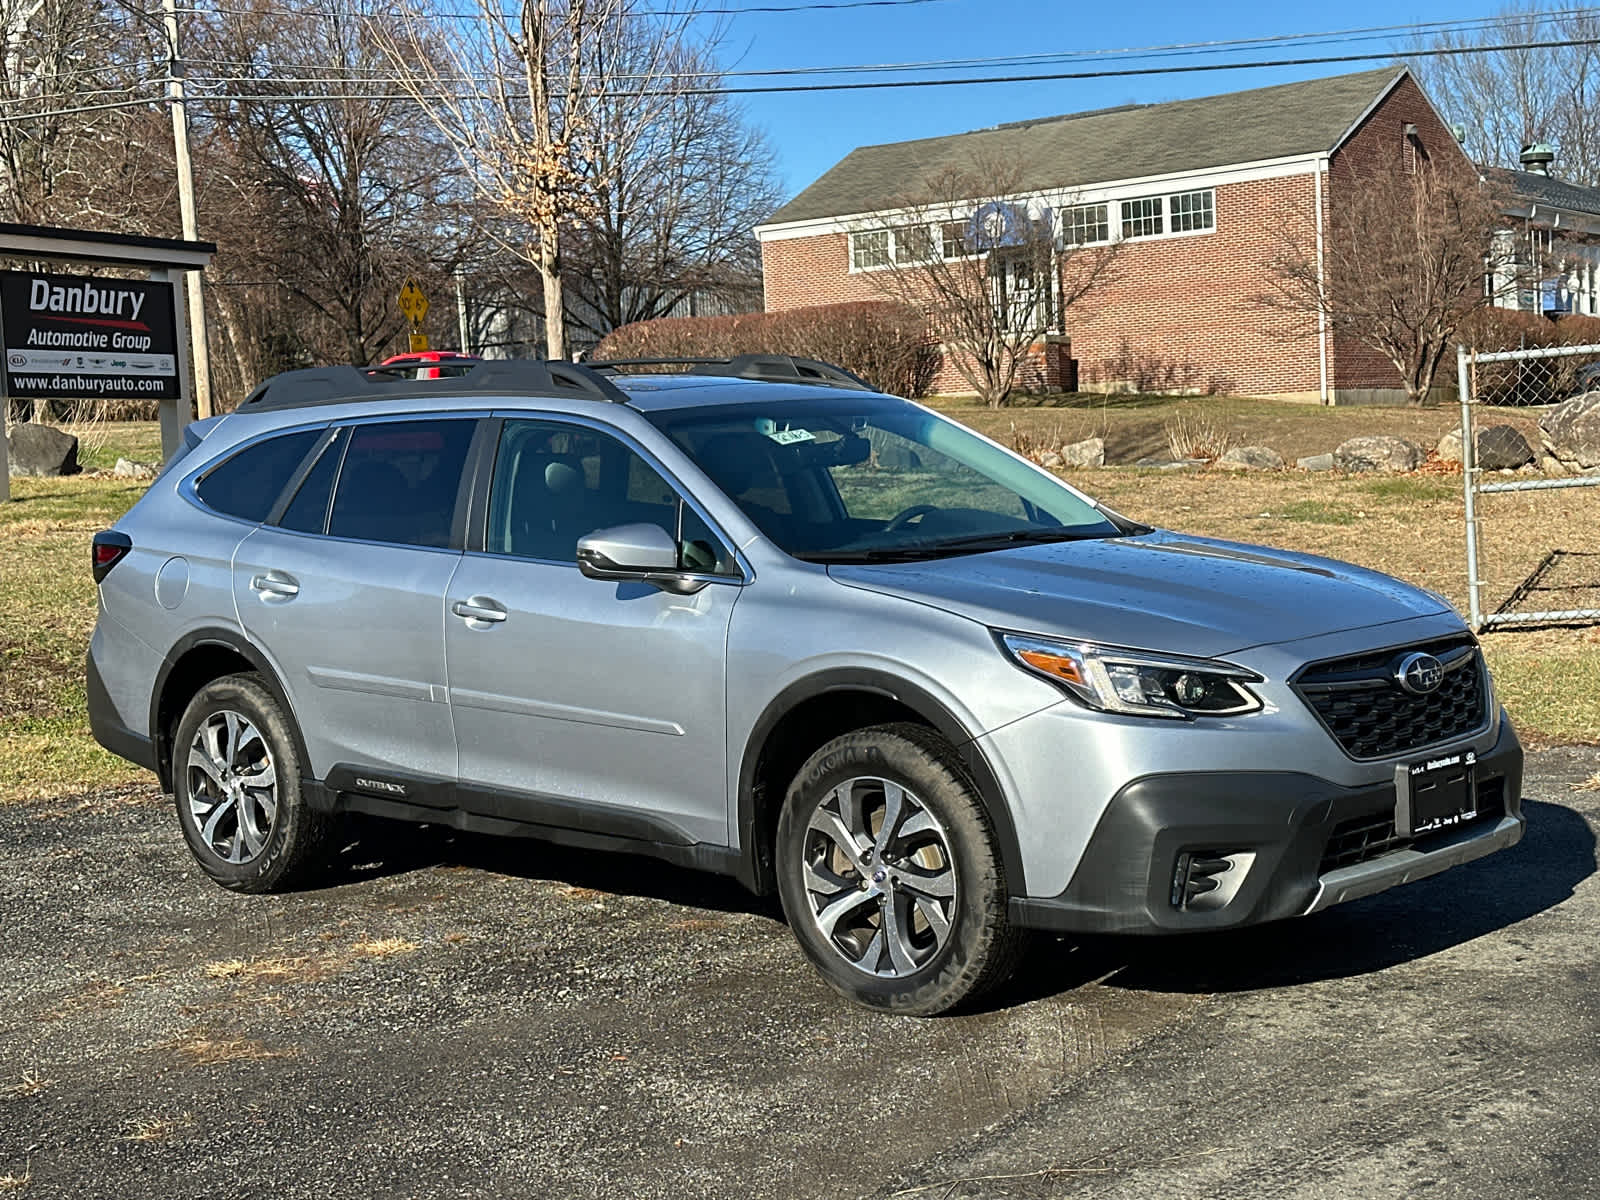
[1063,174,1322,397]
[1325,73,1479,396]
[762,177,1328,399]
[762,232,882,311]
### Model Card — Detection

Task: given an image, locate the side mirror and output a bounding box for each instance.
[576,523,706,594]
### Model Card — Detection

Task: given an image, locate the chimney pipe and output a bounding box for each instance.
[1520,142,1556,176]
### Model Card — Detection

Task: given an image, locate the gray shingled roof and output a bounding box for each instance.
[1488,167,1600,218]
[763,67,1404,227]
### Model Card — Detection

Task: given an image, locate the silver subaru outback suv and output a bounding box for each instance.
[87,356,1524,1015]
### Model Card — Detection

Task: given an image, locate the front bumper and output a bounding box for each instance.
[1009,717,1524,934]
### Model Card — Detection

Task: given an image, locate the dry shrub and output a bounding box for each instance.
[1165,405,1237,461]
[1008,419,1071,462]
[1462,309,1600,405]
[1084,338,1218,395]
[593,301,940,398]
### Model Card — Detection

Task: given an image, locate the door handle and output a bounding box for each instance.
[451,596,507,624]
[250,571,300,598]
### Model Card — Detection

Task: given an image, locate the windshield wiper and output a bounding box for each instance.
[795,528,1107,564]
[915,527,1110,552]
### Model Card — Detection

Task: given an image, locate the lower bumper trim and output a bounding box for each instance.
[1303,815,1524,914]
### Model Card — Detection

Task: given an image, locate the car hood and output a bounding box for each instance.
[827,531,1453,659]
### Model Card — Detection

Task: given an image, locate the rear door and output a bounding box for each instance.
[232,415,479,786]
[444,415,743,847]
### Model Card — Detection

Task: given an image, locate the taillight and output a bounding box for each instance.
[91,530,132,583]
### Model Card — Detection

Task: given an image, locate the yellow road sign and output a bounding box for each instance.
[398,278,429,325]
[409,331,430,352]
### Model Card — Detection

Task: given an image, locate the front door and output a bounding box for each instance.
[444,417,741,848]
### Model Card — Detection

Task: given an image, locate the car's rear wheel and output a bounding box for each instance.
[172,673,331,893]
[775,723,1022,1015]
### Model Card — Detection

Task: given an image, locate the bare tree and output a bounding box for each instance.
[197,0,467,369]
[563,38,781,341]
[859,154,1117,407]
[1412,5,1600,186]
[1263,164,1512,405]
[375,0,710,360]
[0,0,154,224]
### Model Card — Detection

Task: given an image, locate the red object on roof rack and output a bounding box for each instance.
[373,351,481,381]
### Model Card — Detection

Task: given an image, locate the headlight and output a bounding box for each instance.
[999,633,1263,720]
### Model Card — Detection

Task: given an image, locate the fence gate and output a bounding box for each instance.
[1457,341,1600,631]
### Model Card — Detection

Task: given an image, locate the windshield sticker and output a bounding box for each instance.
[764,427,816,446]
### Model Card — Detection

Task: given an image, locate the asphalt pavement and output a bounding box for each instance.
[1,745,1594,1199]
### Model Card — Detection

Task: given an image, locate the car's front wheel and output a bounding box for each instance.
[775,723,1022,1015]
[172,673,331,893]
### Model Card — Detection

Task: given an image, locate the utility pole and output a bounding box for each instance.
[455,270,471,355]
[160,0,213,418]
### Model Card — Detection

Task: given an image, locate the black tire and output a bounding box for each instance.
[775,723,1023,1015]
[171,672,331,893]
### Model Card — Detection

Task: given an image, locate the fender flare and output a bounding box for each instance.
[735,668,1026,897]
[148,626,310,792]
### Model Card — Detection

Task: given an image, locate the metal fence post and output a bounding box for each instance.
[1457,344,1482,631]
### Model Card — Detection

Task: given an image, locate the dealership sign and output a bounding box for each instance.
[1,270,179,401]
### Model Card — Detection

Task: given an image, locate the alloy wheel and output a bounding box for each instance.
[799,776,958,978]
[186,709,278,864]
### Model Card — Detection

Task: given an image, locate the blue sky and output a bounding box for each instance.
[704,0,1500,198]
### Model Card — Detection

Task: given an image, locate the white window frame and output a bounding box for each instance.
[1121,195,1163,239]
[850,228,890,270]
[1114,188,1217,242]
[1060,202,1110,246]
[1167,189,1215,234]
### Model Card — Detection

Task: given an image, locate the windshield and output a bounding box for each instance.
[646,394,1123,562]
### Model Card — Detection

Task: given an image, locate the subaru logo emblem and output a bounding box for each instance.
[1395,652,1444,695]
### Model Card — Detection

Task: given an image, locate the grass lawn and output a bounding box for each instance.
[2,411,1595,803]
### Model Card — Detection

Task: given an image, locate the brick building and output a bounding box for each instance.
[756,67,1483,404]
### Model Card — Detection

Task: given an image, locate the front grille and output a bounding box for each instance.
[1317,777,1506,874]
[1293,636,1489,760]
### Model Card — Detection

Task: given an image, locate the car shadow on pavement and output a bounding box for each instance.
[1093,799,1595,996]
[322,814,785,921]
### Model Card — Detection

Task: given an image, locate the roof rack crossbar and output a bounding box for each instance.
[588,354,871,390]
[239,358,630,410]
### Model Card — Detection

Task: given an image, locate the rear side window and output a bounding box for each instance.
[277,428,348,535]
[195,429,320,522]
[327,419,475,548]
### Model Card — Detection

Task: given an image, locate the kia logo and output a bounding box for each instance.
[1395,652,1444,694]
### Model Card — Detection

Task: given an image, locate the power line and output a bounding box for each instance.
[172,36,1600,101]
[173,6,1600,86]
[0,94,167,124]
[176,0,954,18]
[8,25,1600,124]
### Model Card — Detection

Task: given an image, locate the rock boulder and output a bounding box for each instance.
[1218,445,1284,471]
[1541,391,1600,471]
[1058,436,1105,468]
[1435,424,1535,469]
[6,422,80,477]
[1333,435,1423,473]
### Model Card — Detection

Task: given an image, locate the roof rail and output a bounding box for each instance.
[238,358,630,410]
[588,354,872,390]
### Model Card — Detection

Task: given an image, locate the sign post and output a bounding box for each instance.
[399,278,429,353]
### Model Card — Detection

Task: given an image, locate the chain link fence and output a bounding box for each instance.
[1457,341,1600,631]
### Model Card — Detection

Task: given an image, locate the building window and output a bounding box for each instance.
[941,220,970,259]
[1121,196,1163,239]
[1168,189,1215,233]
[851,229,890,270]
[894,223,936,265]
[1060,202,1109,245]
